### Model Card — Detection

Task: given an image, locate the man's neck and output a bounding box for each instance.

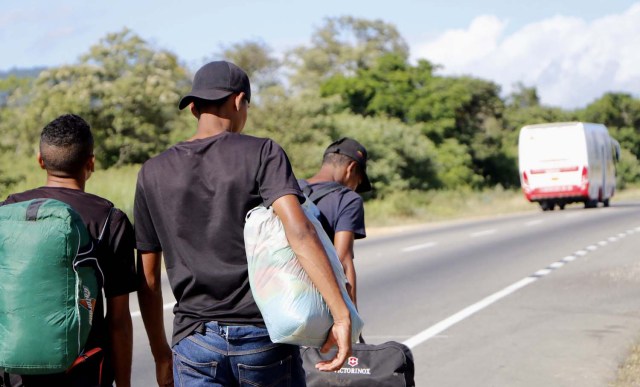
[307,167,338,184]
[45,175,85,191]
[189,114,232,141]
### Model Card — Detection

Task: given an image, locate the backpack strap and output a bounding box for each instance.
[75,207,114,288]
[25,199,48,221]
[97,207,115,244]
[300,181,344,204]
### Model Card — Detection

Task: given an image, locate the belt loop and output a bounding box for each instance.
[219,324,228,339]
[196,322,207,335]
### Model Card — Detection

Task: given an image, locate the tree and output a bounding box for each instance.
[434,138,483,188]
[286,16,409,92]
[247,90,438,197]
[220,40,282,98]
[506,83,540,109]
[320,54,435,122]
[1,29,191,167]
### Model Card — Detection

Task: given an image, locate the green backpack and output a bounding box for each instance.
[0,198,105,375]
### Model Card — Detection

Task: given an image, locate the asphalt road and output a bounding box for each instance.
[130,200,640,386]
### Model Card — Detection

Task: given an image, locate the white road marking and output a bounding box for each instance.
[402,242,438,252]
[470,229,496,238]
[534,269,552,276]
[549,262,565,269]
[402,277,537,349]
[525,220,543,226]
[402,225,640,350]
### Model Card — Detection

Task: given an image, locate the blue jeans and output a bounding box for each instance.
[172,322,307,387]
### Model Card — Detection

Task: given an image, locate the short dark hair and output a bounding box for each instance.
[323,152,352,167]
[322,152,364,176]
[40,114,94,177]
[191,96,231,111]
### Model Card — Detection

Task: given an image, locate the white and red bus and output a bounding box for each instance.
[518,122,620,211]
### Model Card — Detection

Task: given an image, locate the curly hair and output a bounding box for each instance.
[39,114,94,177]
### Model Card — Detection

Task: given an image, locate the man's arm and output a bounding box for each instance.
[333,231,357,308]
[137,251,173,387]
[106,294,132,387]
[272,195,352,372]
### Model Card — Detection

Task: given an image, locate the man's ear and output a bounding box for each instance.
[190,102,199,118]
[234,92,246,111]
[37,152,46,170]
[346,161,358,178]
[88,155,95,173]
[84,155,95,182]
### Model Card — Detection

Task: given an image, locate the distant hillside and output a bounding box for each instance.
[0,67,46,79]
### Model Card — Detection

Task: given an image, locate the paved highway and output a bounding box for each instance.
[130,201,640,386]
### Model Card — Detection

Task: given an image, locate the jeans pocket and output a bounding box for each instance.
[238,355,293,387]
[173,351,218,387]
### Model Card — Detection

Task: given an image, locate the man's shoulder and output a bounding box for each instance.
[313,181,354,197]
[335,187,363,205]
[3,187,121,221]
[140,133,279,168]
[5,187,109,204]
[323,184,363,209]
[227,133,281,151]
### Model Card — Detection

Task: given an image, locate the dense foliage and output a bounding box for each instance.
[1,18,639,197]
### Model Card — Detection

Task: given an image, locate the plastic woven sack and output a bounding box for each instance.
[244,199,364,347]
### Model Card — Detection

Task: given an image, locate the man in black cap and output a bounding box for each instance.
[298,137,371,308]
[135,61,353,386]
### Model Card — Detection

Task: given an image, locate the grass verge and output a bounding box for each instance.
[612,341,640,387]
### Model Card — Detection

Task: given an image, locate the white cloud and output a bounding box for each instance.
[412,3,640,109]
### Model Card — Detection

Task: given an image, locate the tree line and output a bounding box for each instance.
[1,18,639,197]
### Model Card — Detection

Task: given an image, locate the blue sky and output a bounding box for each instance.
[1,0,639,108]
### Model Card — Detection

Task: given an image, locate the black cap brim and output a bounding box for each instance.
[356,175,372,193]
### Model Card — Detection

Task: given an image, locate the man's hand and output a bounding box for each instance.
[155,351,174,387]
[315,319,352,372]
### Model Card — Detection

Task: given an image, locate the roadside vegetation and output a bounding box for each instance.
[614,341,640,387]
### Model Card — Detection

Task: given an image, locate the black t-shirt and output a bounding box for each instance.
[298,180,366,242]
[134,132,303,345]
[1,186,137,383]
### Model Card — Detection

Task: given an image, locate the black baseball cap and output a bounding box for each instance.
[324,137,372,193]
[178,61,251,110]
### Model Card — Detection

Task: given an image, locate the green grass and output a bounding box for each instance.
[1,161,139,218]
[86,164,139,216]
[364,186,536,228]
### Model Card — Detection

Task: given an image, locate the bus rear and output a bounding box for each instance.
[518,123,589,210]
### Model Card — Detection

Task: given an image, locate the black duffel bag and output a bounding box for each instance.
[301,340,415,386]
